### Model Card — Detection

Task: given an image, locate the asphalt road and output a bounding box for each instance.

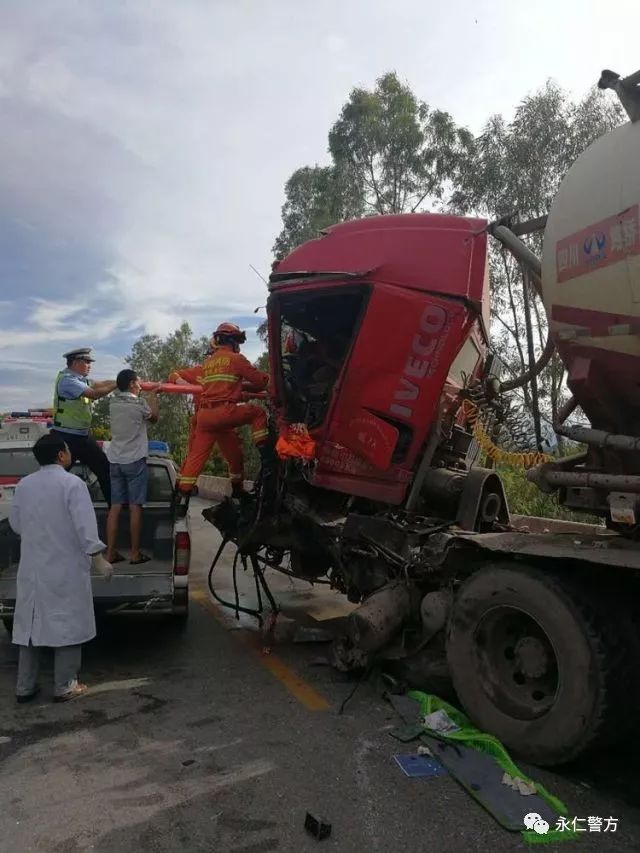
[1,499,639,852]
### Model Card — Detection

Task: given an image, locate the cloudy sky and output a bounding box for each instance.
[0,0,637,410]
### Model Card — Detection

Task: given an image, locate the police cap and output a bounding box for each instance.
[63,347,95,362]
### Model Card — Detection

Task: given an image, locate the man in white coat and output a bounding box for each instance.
[9,433,113,703]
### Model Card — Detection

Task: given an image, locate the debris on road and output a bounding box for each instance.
[501,772,536,796]
[394,753,447,778]
[387,693,421,723]
[389,691,578,841]
[304,812,332,841]
[423,735,556,831]
[389,723,424,743]
[423,708,460,735]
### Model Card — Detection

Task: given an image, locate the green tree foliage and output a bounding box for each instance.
[91,397,111,440]
[273,72,473,257]
[452,83,623,443]
[453,84,623,218]
[273,165,362,259]
[329,72,472,215]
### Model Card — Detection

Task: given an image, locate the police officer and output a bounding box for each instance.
[50,348,117,505]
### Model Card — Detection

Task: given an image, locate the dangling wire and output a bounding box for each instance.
[460,399,553,469]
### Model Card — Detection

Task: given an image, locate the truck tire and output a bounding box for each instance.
[446,562,636,766]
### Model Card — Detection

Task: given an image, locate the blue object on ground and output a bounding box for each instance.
[394,754,448,778]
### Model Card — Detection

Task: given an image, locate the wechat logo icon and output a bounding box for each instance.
[524,813,549,835]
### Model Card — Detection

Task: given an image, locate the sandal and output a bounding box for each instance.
[107,553,126,564]
[130,553,151,565]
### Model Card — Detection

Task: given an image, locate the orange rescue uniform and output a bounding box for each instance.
[170,346,269,493]
[167,365,203,456]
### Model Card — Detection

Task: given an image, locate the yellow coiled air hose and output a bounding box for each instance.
[460,400,553,470]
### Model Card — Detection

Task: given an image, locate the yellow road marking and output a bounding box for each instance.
[190,588,330,712]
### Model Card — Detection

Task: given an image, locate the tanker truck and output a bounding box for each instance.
[205,68,640,766]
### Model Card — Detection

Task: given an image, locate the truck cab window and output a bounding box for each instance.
[278,287,368,429]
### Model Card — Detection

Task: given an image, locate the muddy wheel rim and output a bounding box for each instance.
[473,605,559,721]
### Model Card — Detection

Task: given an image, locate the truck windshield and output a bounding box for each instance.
[277,286,368,428]
[0,449,39,477]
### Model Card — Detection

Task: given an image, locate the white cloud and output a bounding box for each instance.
[326,34,347,53]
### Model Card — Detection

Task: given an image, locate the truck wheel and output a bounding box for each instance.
[446,563,634,766]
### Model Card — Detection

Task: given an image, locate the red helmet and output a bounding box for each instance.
[213,322,246,344]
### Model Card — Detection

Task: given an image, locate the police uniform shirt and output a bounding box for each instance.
[55,371,92,436]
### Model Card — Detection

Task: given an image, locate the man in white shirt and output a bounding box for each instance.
[9,433,112,703]
[106,370,159,564]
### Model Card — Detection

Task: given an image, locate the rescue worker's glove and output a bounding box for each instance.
[91,552,113,581]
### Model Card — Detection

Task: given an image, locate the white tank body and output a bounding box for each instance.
[542,119,640,361]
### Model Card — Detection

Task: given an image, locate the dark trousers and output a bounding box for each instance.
[51,430,111,505]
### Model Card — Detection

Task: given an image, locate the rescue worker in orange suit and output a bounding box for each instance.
[168,342,217,457]
[169,323,269,511]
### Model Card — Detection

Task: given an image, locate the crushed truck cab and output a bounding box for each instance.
[268,213,490,504]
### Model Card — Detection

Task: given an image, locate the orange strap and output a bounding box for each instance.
[276,424,316,461]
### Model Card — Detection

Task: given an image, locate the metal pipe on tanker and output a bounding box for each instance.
[500,334,556,393]
[554,395,578,429]
[533,470,640,493]
[490,224,542,292]
[487,223,556,393]
[557,425,640,453]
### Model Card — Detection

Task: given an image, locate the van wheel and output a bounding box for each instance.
[446,563,636,766]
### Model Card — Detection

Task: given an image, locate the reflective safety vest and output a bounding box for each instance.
[52,370,92,430]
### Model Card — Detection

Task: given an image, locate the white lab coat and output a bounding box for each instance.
[9,465,105,647]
